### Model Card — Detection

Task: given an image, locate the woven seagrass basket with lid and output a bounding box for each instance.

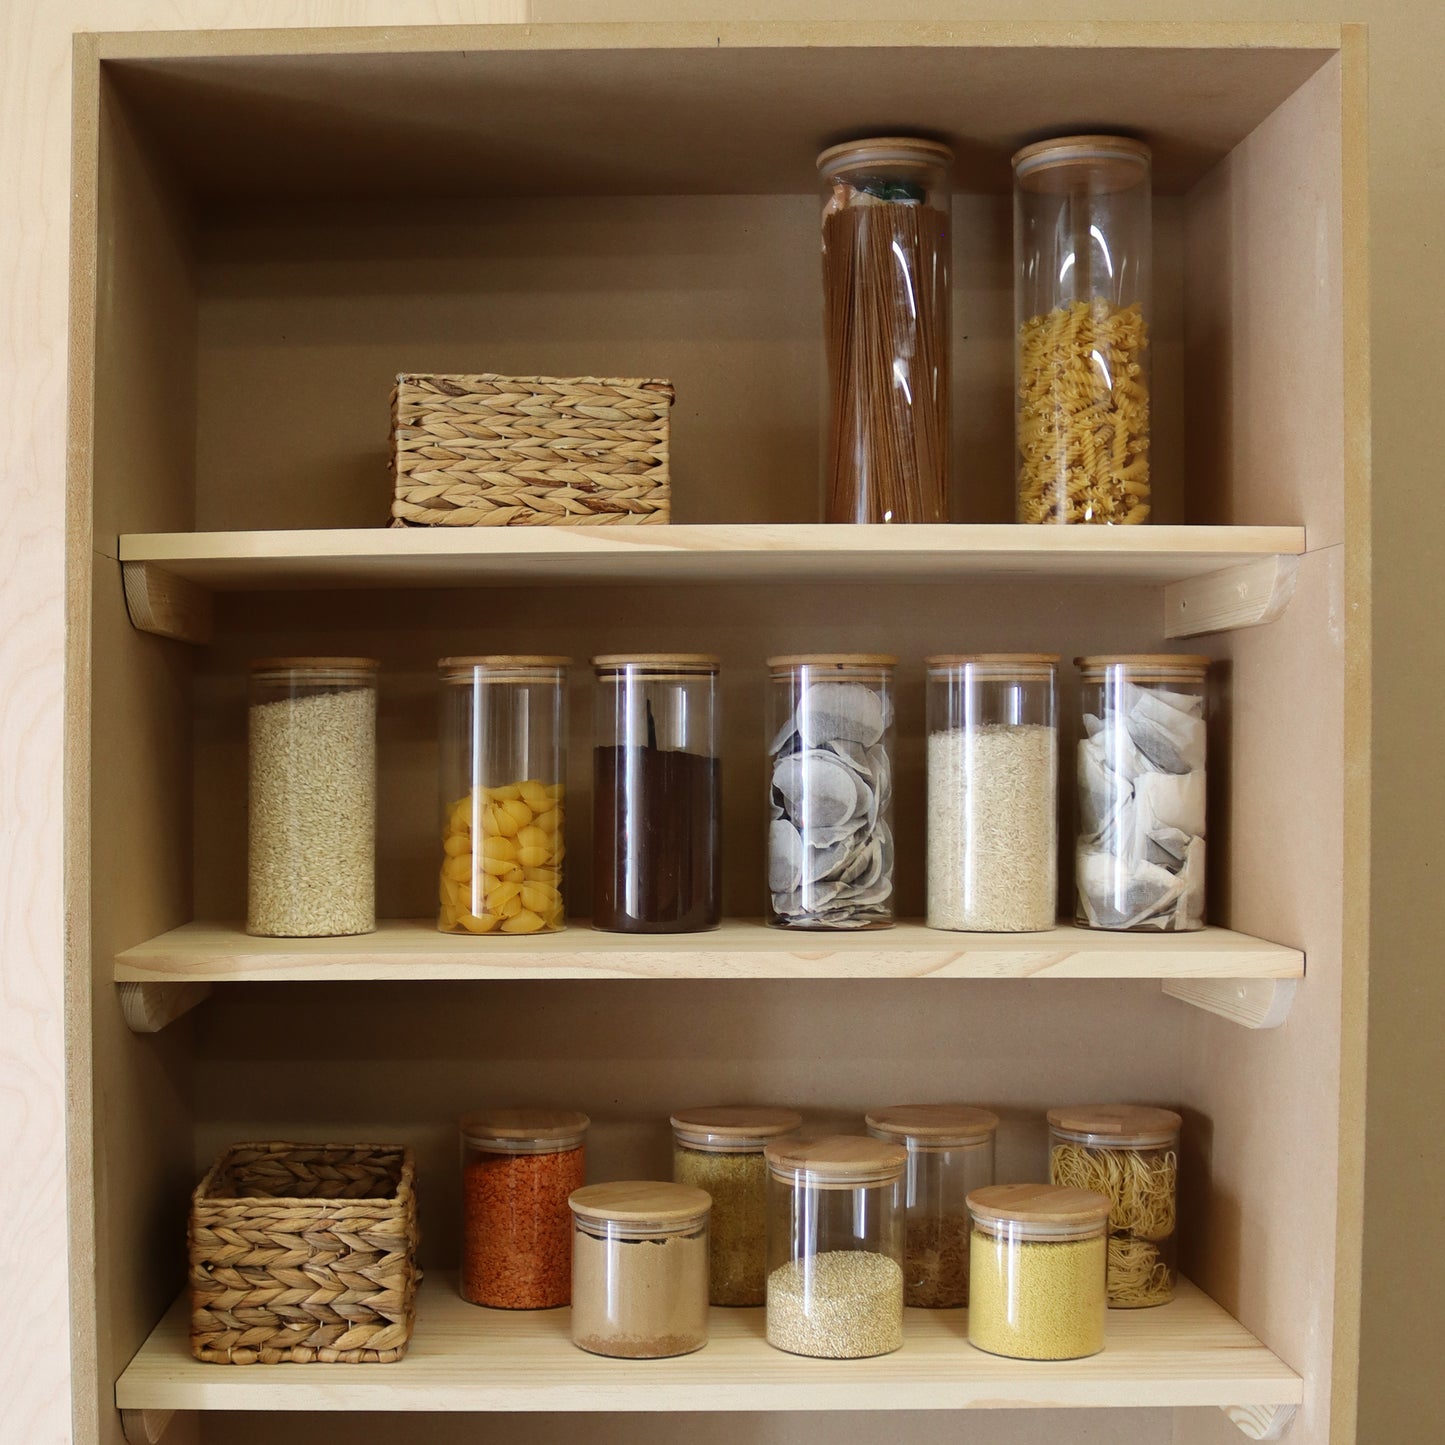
[389,372,675,527]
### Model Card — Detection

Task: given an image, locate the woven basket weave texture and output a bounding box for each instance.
[390,372,674,527]
[189,1142,419,1365]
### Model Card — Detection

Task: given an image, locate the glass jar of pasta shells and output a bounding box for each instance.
[1048,1104,1181,1308]
[437,656,569,935]
[1013,135,1152,525]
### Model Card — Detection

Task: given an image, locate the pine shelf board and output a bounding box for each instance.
[115,524,1306,591]
[114,1273,1301,1414]
[114,919,1305,984]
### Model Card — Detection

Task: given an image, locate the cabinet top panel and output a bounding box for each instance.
[86,22,1340,202]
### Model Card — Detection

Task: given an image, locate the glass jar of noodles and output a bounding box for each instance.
[671,1105,802,1306]
[437,657,569,935]
[1048,1104,1181,1308]
[818,137,953,524]
[1013,135,1152,525]
[967,1183,1111,1360]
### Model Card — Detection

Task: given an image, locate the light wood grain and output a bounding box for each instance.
[121,562,214,645]
[1164,556,1300,639]
[119,1408,177,1445]
[114,1272,1300,1414]
[1224,1402,1300,1439]
[1162,979,1299,1030]
[116,980,213,1034]
[114,919,1305,984]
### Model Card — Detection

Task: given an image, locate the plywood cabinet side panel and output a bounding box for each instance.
[1184,55,1345,544]
[1178,545,1346,1445]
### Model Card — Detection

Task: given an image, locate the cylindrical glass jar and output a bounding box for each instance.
[767,655,896,929]
[967,1183,1111,1360]
[818,137,953,525]
[247,657,378,938]
[764,1135,906,1358]
[1048,1104,1181,1308]
[459,1108,589,1310]
[438,656,569,936]
[1014,136,1153,526]
[592,654,721,933]
[926,655,1059,931]
[1075,655,1209,931]
[865,1104,999,1308]
[671,1105,803,1307]
[568,1181,711,1358]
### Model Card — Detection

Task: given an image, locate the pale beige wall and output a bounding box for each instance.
[1,3,1437,1445]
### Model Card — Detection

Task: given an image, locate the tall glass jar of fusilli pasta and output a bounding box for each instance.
[1013,136,1152,525]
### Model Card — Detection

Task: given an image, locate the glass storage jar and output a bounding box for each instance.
[568,1181,711,1358]
[818,137,953,525]
[1075,654,1209,931]
[247,657,378,938]
[671,1105,803,1306]
[1014,135,1153,525]
[438,656,569,936]
[459,1108,588,1309]
[926,654,1059,931]
[764,1135,906,1358]
[592,654,721,932]
[767,655,896,929]
[967,1183,1111,1360]
[865,1104,999,1307]
[1048,1104,1181,1308]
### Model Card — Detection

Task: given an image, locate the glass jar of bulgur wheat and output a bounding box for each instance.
[1048,1104,1181,1308]
[438,656,570,936]
[671,1105,802,1306]
[764,1135,906,1359]
[247,658,378,938]
[967,1183,1111,1361]
[865,1104,999,1307]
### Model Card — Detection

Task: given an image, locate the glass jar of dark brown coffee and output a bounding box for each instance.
[592,655,721,933]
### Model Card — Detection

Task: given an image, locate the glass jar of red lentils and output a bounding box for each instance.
[459,1107,589,1309]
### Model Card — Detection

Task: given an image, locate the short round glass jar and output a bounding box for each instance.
[247,657,378,939]
[764,1135,907,1358]
[1014,135,1153,526]
[767,655,897,930]
[459,1108,588,1310]
[1075,655,1209,932]
[592,655,721,933]
[567,1181,711,1359]
[925,654,1059,932]
[967,1183,1111,1361]
[671,1105,803,1306]
[1048,1104,1181,1308]
[865,1104,1000,1307]
[818,136,954,525]
[438,656,570,937]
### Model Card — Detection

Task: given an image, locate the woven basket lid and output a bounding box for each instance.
[865,1104,1000,1143]
[1047,1104,1181,1145]
[568,1180,711,1225]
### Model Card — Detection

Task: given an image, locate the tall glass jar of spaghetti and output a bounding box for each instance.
[1047,1104,1181,1308]
[1013,136,1152,525]
[818,137,953,524]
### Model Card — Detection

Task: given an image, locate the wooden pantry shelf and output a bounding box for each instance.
[115,1272,1301,1424]
[112,919,1303,1032]
[114,525,1306,644]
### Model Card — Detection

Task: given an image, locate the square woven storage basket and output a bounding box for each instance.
[389,372,675,526]
[188,1142,419,1365]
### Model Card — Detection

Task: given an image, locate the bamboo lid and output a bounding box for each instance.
[817,136,954,180]
[568,1180,711,1225]
[671,1105,803,1141]
[1076,654,1210,682]
[1012,135,1151,195]
[591,653,719,672]
[926,653,1060,668]
[967,1183,1112,1228]
[765,1133,907,1184]
[459,1108,590,1150]
[865,1104,1000,1143]
[767,654,898,669]
[250,657,379,671]
[1047,1104,1182,1145]
[439,656,571,668]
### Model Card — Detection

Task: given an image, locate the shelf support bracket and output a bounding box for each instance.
[1162,977,1298,1029]
[121,1409,179,1445]
[123,561,213,645]
[1165,554,1299,638]
[1223,1403,1298,1439]
[119,980,212,1034]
